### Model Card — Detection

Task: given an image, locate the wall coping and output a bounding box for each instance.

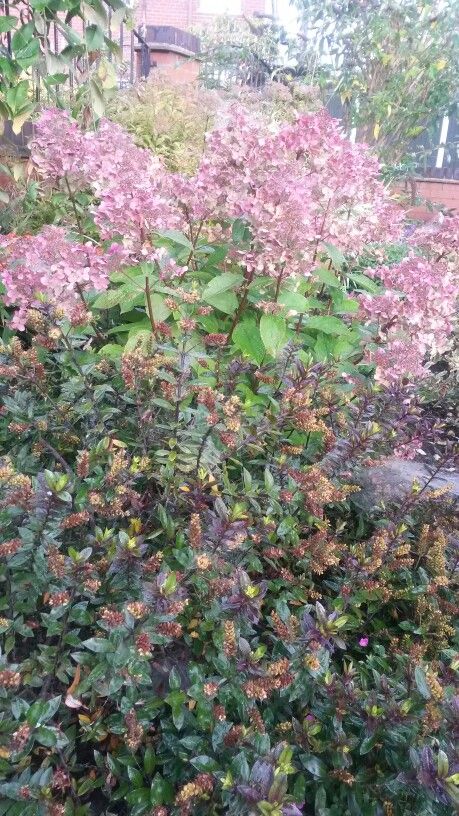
[134,43,198,58]
[415,176,459,186]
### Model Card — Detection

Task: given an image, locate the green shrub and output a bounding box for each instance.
[0,103,458,816]
[107,77,219,174]
[107,77,320,175]
[0,282,457,816]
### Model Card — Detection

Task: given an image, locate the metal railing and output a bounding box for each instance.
[133,28,153,80]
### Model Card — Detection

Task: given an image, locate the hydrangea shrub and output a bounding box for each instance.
[1,106,458,382]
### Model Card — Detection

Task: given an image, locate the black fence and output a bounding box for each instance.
[327,95,459,178]
[413,116,459,179]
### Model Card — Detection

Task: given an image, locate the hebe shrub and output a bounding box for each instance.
[0,106,457,816]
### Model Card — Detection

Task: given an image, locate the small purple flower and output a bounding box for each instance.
[359,637,369,647]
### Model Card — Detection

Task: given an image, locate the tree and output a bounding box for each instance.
[197,14,288,89]
[295,0,459,166]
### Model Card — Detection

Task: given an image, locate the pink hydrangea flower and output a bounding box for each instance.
[0,227,122,329]
[360,256,459,384]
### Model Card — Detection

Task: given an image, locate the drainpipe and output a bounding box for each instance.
[4,0,12,55]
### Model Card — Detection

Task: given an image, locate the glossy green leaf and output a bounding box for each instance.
[15,38,40,69]
[346,271,381,294]
[82,0,108,28]
[232,218,251,243]
[232,318,265,364]
[92,289,126,309]
[323,242,346,269]
[12,22,35,51]
[148,293,172,323]
[278,289,312,313]
[315,785,328,815]
[204,290,238,314]
[314,265,342,288]
[260,314,288,357]
[168,666,181,690]
[57,20,83,47]
[6,80,30,114]
[150,774,174,806]
[155,229,193,249]
[89,76,105,118]
[144,747,156,775]
[360,733,378,755]
[81,637,112,653]
[0,16,18,33]
[304,315,350,335]
[203,272,244,301]
[35,726,58,747]
[190,755,219,772]
[43,72,69,86]
[304,756,327,778]
[27,696,61,726]
[85,23,105,50]
[12,105,35,134]
[414,665,431,699]
[98,343,123,359]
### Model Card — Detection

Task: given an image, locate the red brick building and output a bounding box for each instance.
[132,0,268,83]
[136,0,268,29]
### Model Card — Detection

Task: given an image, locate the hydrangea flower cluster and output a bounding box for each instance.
[30,105,401,278]
[30,109,182,253]
[29,108,89,187]
[1,106,459,383]
[360,255,459,384]
[361,211,459,384]
[0,227,123,330]
[177,108,402,282]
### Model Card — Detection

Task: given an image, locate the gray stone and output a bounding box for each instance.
[353,457,459,512]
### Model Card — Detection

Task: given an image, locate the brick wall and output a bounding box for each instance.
[138,0,267,28]
[137,0,189,28]
[399,179,459,221]
[143,49,200,83]
[417,179,459,213]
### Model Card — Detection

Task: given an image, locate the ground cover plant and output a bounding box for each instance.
[0,105,458,816]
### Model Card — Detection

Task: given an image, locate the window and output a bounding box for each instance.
[199,0,242,15]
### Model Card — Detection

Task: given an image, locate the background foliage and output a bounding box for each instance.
[107,78,219,175]
[0,0,127,133]
[295,0,459,166]
[198,1,459,170]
